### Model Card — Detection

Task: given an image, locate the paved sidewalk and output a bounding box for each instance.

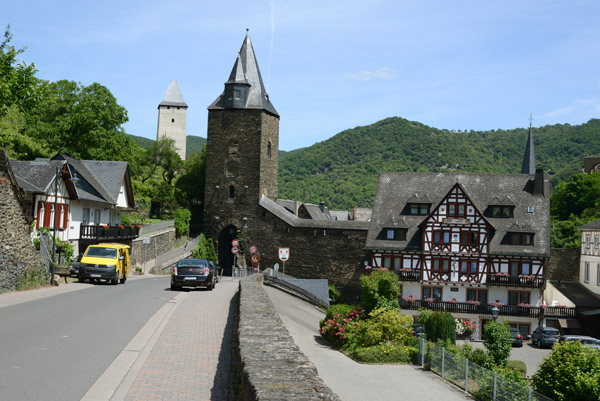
[121,279,239,401]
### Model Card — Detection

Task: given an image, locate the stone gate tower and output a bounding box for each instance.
[203,32,280,271]
[157,80,188,160]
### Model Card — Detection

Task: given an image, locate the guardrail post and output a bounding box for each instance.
[528,387,532,401]
[465,358,469,393]
[493,371,497,401]
[441,347,445,379]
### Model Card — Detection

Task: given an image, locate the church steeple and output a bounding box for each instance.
[521,115,537,174]
[208,31,278,116]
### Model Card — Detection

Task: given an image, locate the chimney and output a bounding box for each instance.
[533,167,545,196]
[319,201,326,213]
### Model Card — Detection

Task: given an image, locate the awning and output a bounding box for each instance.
[579,309,600,316]
[558,318,581,329]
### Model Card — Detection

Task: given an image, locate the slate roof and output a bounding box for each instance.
[9,159,65,193]
[579,219,600,231]
[259,196,369,230]
[301,203,331,220]
[548,281,600,308]
[365,172,550,257]
[208,32,279,116]
[159,80,188,108]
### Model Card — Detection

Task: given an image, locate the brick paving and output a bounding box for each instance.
[124,279,239,401]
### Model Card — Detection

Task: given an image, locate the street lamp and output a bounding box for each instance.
[491,305,500,321]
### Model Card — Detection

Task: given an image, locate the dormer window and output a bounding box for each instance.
[385,228,407,241]
[492,206,513,218]
[409,204,429,216]
[234,89,241,99]
[510,232,533,246]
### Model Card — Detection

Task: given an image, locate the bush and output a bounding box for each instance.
[192,234,217,263]
[174,209,191,238]
[358,307,413,347]
[348,343,417,364]
[532,340,600,401]
[319,305,364,350]
[328,284,340,304]
[416,308,433,325]
[483,320,513,367]
[360,270,400,314]
[424,312,456,345]
[16,265,47,290]
[506,360,527,377]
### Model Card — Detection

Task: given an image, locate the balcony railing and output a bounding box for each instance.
[399,299,577,318]
[396,270,421,282]
[80,224,140,240]
[486,274,544,288]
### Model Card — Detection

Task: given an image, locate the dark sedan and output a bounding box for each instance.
[510,329,524,347]
[171,258,216,291]
[69,254,83,277]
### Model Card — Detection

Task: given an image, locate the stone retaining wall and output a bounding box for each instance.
[130,229,176,268]
[0,174,45,291]
[238,274,340,401]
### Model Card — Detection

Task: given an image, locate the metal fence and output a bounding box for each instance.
[418,339,553,401]
[139,219,175,236]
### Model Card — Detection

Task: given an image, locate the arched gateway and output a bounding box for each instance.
[217,224,238,276]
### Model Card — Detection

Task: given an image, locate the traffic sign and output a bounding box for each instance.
[278,247,290,262]
[251,253,260,266]
[231,246,239,254]
[249,245,257,254]
[232,239,239,247]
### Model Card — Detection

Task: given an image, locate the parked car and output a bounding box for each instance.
[171,258,216,291]
[510,329,524,347]
[69,254,83,277]
[531,327,560,348]
[78,243,130,284]
[559,335,600,349]
[412,324,425,337]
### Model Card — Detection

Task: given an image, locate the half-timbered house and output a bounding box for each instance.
[365,168,561,337]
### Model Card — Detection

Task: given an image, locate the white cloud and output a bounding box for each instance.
[541,98,600,122]
[345,67,397,81]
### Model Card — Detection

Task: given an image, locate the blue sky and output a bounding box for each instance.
[4,0,600,151]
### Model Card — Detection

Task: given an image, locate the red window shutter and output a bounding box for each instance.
[43,202,52,227]
[36,201,43,229]
[63,204,69,229]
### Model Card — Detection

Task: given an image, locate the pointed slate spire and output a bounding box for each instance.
[159,80,188,108]
[521,115,536,174]
[209,31,279,116]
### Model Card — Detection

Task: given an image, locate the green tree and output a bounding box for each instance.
[175,145,206,207]
[0,25,41,116]
[550,173,600,220]
[483,320,513,367]
[173,209,191,238]
[360,270,400,314]
[0,105,48,159]
[532,341,600,401]
[192,234,217,263]
[424,312,456,345]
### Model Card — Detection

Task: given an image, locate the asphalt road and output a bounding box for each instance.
[0,276,175,401]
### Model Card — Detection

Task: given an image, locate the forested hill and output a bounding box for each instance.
[278,117,600,210]
[128,134,207,158]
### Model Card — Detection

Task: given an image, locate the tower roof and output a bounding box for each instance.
[208,31,279,116]
[159,80,188,108]
[521,121,537,174]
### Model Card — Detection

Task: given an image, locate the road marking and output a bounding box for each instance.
[81,291,187,401]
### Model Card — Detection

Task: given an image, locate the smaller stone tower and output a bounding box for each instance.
[157,80,188,160]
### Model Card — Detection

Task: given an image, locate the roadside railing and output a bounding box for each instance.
[263,273,329,309]
[154,236,200,270]
[418,339,553,401]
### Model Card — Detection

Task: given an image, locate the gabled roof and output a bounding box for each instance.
[549,281,600,308]
[159,80,188,108]
[9,159,65,193]
[208,32,279,116]
[579,219,600,231]
[299,203,331,220]
[365,172,550,257]
[259,196,369,230]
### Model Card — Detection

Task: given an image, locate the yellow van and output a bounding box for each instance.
[78,243,130,285]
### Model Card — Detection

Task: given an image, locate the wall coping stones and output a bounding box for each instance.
[238,274,341,401]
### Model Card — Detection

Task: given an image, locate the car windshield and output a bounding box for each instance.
[85,247,117,259]
[543,329,559,335]
[178,260,208,267]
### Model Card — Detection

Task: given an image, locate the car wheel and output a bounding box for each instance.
[120,277,127,284]
[208,278,214,291]
[537,340,541,348]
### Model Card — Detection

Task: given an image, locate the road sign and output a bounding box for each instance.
[231,246,239,254]
[232,239,239,247]
[278,247,290,262]
[249,245,257,254]
[251,253,260,266]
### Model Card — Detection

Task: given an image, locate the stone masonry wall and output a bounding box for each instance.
[130,228,176,267]
[238,274,340,401]
[0,174,45,291]
[547,248,580,281]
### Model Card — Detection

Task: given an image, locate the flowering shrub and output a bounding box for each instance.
[466,300,481,305]
[517,303,531,308]
[494,272,509,276]
[490,300,504,307]
[360,270,400,314]
[119,224,125,229]
[448,297,458,303]
[365,265,372,271]
[424,297,436,303]
[456,318,478,338]
[319,305,365,349]
[402,295,416,302]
